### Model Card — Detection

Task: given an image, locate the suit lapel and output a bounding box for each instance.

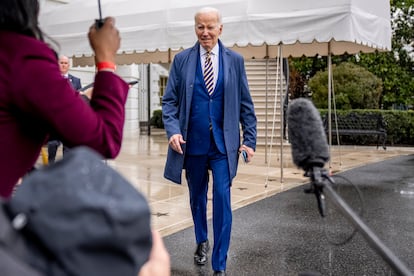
[185,44,199,114]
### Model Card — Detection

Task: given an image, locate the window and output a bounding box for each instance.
[159,76,168,105]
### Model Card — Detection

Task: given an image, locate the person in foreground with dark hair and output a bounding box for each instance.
[0,0,128,199]
[0,0,170,275]
[162,6,257,275]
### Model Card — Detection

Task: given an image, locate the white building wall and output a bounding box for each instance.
[116,64,140,131]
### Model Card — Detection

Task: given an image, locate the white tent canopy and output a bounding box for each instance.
[39,0,391,65]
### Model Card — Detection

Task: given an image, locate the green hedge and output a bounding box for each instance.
[382,110,414,145]
[319,109,414,146]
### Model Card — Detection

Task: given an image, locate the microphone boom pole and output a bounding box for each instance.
[287,98,412,275]
[310,170,413,276]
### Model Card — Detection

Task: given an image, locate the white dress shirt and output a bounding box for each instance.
[200,44,219,91]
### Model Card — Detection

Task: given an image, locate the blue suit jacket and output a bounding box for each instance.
[162,40,257,184]
[68,74,82,91]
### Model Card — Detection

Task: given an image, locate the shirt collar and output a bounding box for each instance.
[200,43,219,57]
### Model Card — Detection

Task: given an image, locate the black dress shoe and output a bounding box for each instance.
[194,240,209,265]
[213,270,226,276]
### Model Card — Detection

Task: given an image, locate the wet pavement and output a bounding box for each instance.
[162,154,414,276]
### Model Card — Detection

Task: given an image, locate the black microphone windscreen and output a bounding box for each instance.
[287,98,329,170]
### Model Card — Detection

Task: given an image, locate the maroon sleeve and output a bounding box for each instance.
[12,48,129,158]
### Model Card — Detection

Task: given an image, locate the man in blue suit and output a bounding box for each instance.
[47,55,82,163]
[162,7,257,275]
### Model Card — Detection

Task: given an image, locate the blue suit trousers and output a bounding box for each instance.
[184,137,232,271]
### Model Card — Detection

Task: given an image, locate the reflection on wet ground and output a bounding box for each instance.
[106,129,414,236]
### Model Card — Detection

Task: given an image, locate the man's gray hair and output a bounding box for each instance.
[194,7,222,24]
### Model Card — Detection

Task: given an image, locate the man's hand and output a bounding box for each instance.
[169,134,186,154]
[238,145,254,163]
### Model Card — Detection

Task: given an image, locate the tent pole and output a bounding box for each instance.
[168,48,171,64]
[265,53,269,164]
[147,63,151,136]
[328,42,332,169]
[279,46,284,183]
[264,49,279,188]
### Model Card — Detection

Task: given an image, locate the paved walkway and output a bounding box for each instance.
[101,129,414,237]
[164,154,414,275]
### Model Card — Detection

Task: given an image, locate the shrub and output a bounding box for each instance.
[309,62,382,110]
[149,109,164,128]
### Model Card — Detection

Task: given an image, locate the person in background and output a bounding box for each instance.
[47,55,82,163]
[0,1,170,275]
[59,55,82,90]
[162,7,257,275]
